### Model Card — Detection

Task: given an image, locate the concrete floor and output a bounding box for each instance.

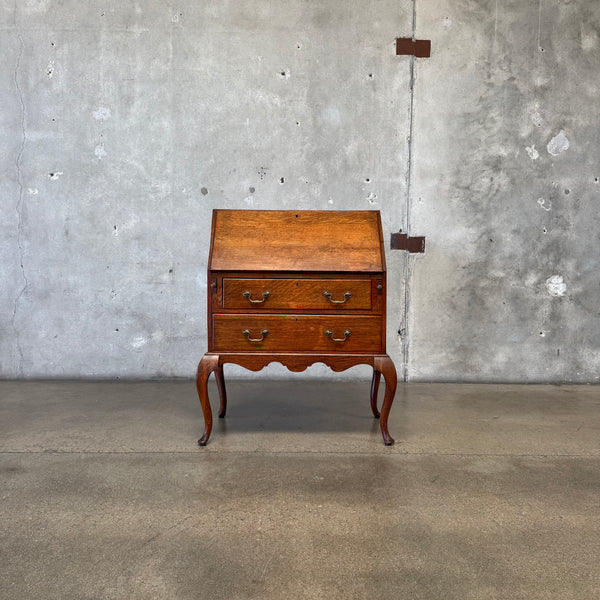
[1,379,599,599]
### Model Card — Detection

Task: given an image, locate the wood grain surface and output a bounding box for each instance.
[222,278,372,310]
[210,210,384,272]
[212,315,383,352]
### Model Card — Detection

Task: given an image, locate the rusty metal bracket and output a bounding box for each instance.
[396,37,431,58]
[390,230,426,253]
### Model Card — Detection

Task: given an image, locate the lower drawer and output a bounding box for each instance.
[212,315,383,353]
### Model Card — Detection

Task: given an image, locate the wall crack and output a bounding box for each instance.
[13,27,28,375]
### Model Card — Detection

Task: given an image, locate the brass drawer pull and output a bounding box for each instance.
[323,291,353,304]
[324,329,352,342]
[242,290,271,304]
[242,329,269,342]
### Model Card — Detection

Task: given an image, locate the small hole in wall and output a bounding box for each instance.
[279,177,285,184]
[365,178,371,183]
[295,214,299,218]
[594,177,599,183]
[368,73,373,78]
[539,47,544,52]
[564,189,570,195]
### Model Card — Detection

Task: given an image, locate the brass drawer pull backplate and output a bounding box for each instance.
[323,291,352,304]
[242,290,271,304]
[324,329,352,342]
[242,329,269,342]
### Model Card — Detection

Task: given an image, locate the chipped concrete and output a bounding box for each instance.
[526,145,539,160]
[547,129,570,156]
[537,197,552,211]
[546,275,567,297]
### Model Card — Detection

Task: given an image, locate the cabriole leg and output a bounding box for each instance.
[215,363,227,418]
[196,353,219,446]
[374,355,397,446]
[370,369,381,418]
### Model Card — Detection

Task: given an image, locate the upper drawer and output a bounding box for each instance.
[223,278,372,310]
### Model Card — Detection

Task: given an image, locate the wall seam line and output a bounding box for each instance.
[13,15,27,377]
[402,0,417,382]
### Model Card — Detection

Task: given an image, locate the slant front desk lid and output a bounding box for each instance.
[209,210,385,273]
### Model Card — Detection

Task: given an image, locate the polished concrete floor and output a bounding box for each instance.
[1,379,599,599]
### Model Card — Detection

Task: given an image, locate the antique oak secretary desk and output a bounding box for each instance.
[196,210,397,446]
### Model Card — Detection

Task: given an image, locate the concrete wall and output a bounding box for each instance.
[2,1,598,382]
[410,0,600,382]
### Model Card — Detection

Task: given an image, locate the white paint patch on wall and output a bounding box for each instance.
[546,275,567,297]
[537,198,551,211]
[93,107,111,121]
[547,130,570,156]
[526,145,539,160]
[48,172,63,180]
[94,144,107,159]
[131,336,147,349]
[132,331,163,350]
